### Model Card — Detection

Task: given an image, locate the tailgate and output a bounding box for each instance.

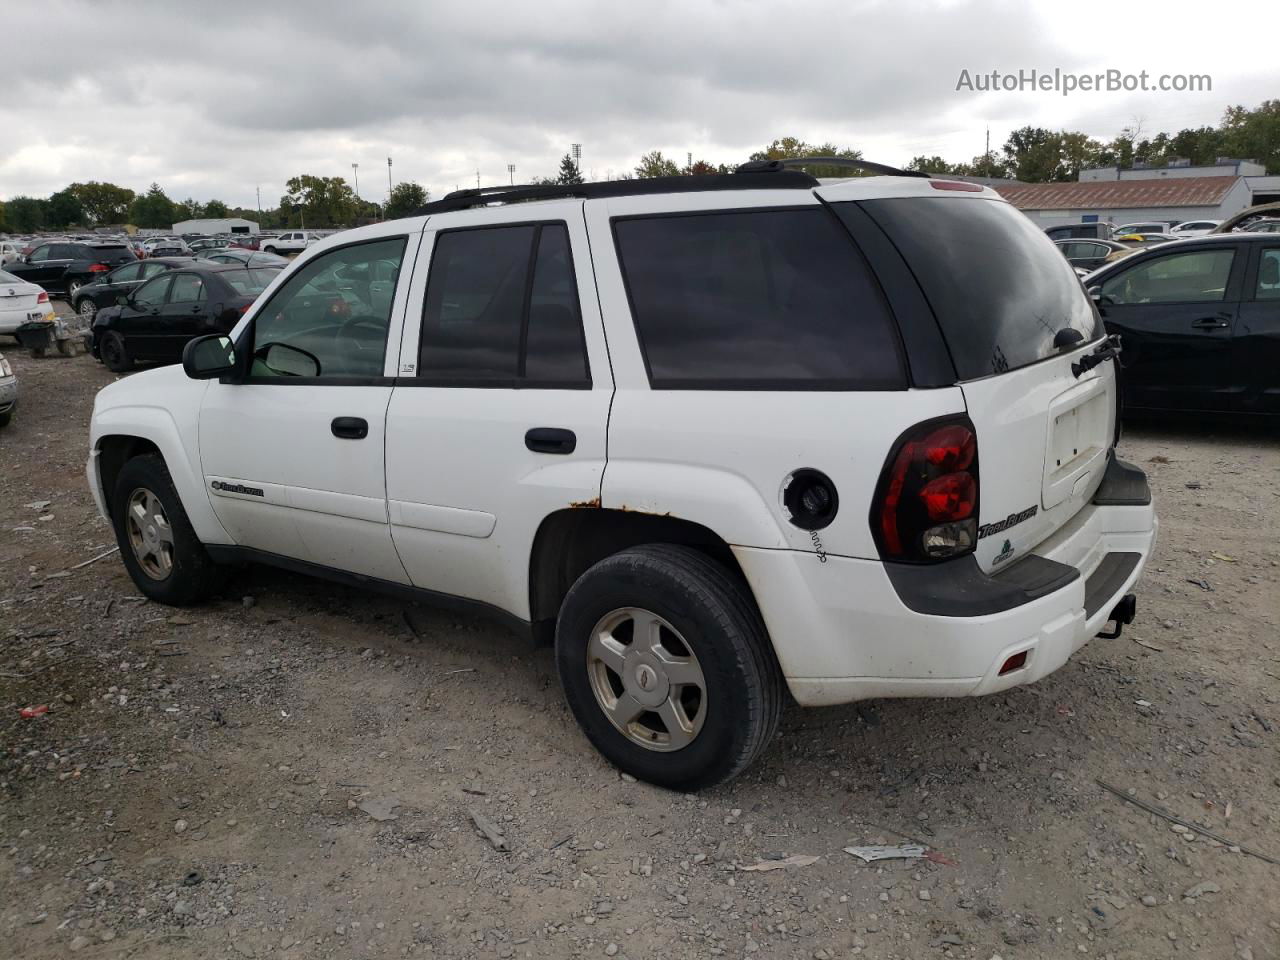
[0,289,38,310]
[962,352,1116,573]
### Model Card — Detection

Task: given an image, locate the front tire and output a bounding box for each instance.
[111,454,226,605]
[555,544,783,790]
[77,297,97,322]
[100,331,133,372]
[67,280,83,301]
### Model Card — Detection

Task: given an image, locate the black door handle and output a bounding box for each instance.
[1190,316,1230,329]
[525,427,576,454]
[331,416,368,439]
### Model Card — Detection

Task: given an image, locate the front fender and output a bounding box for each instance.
[90,401,232,545]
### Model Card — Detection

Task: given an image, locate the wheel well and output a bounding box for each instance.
[96,435,161,518]
[527,508,749,646]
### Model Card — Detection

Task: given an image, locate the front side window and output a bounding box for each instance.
[1101,248,1235,305]
[28,245,50,262]
[133,275,172,307]
[417,223,589,385]
[111,263,143,283]
[169,274,206,303]
[616,208,903,388]
[250,236,406,379]
[1255,249,1280,300]
[141,262,171,278]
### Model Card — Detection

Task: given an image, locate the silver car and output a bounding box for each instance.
[0,351,17,427]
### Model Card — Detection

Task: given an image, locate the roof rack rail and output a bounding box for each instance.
[412,170,820,215]
[735,156,929,179]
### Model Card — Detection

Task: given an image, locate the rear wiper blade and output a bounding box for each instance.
[1072,334,1122,379]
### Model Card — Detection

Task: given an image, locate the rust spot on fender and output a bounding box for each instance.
[569,497,602,509]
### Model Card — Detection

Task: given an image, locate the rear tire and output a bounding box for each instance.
[67,280,83,301]
[0,407,12,428]
[100,331,133,372]
[111,454,226,605]
[555,544,783,790]
[77,298,97,322]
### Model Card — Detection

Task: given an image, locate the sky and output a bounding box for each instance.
[0,0,1275,210]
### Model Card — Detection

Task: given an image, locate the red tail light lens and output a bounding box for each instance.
[88,263,110,273]
[929,179,984,192]
[872,417,980,562]
[36,291,49,304]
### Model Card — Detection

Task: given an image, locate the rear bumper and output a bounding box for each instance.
[0,376,17,412]
[735,495,1157,707]
[0,302,54,334]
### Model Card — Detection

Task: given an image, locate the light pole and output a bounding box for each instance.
[507,163,515,185]
[387,157,393,199]
[351,163,360,201]
[571,143,582,176]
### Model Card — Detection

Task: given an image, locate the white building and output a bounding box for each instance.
[172,217,259,236]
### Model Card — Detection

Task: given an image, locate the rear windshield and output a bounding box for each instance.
[222,268,280,296]
[614,207,904,389]
[93,245,136,263]
[851,197,1099,380]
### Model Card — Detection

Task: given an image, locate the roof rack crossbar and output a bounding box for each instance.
[735,156,929,179]
[412,170,820,216]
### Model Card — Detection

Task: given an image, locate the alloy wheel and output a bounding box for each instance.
[125,487,174,580]
[586,607,707,751]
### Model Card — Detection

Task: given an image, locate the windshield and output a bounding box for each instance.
[846,197,1100,380]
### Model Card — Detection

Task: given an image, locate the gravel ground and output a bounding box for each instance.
[2,340,1278,960]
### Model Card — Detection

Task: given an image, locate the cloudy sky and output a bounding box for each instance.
[1,0,1274,209]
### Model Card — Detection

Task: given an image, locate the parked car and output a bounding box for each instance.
[1113,221,1172,237]
[1,240,28,266]
[70,257,192,322]
[1169,219,1220,238]
[261,231,318,254]
[1242,218,1280,234]
[86,167,1155,789]
[196,249,290,268]
[0,349,16,427]
[142,237,192,258]
[0,267,55,336]
[227,236,263,250]
[1085,233,1280,416]
[1054,238,1133,272]
[4,241,137,300]
[188,238,228,252]
[1044,222,1112,242]
[85,168,1157,788]
[90,263,282,372]
[1213,201,1280,234]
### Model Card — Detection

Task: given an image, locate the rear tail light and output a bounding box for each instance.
[88,263,110,273]
[871,416,980,562]
[237,303,253,316]
[36,291,49,304]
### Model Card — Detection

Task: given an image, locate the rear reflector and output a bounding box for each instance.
[998,651,1028,675]
[929,179,984,192]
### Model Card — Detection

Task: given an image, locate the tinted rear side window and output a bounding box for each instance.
[614,208,904,389]
[853,198,1099,380]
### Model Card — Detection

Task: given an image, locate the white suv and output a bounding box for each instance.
[262,231,318,255]
[87,163,1157,789]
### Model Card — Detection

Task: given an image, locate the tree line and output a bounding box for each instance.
[0,177,433,233]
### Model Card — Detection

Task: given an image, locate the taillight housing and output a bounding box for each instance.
[871,416,980,562]
[88,263,110,273]
[36,291,49,304]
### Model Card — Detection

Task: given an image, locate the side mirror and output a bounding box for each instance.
[115,294,129,306]
[259,341,321,378]
[183,334,237,380]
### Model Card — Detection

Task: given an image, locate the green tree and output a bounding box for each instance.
[5,196,46,232]
[906,155,963,175]
[68,181,135,225]
[0,200,5,232]
[46,189,85,229]
[174,197,203,220]
[688,159,723,176]
[386,181,428,219]
[556,154,584,184]
[1001,127,1070,182]
[280,175,358,227]
[202,199,230,218]
[1220,100,1280,175]
[129,184,177,228]
[634,150,681,178]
